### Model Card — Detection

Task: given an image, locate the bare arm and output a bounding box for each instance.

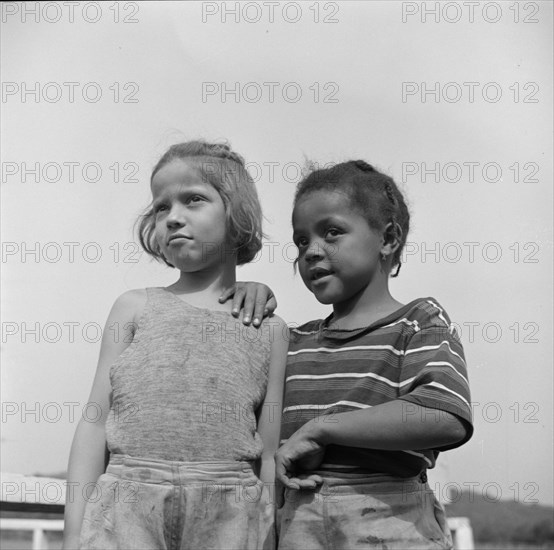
[62,289,146,549]
[256,316,288,486]
[276,400,468,488]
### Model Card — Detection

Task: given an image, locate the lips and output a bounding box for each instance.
[167,233,192,245]
[309,267,333,282]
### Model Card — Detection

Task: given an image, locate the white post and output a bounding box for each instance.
[32,527,47,550]
[0,519,63,550]
[448,517,475,550]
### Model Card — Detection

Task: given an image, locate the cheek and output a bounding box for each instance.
[153,222,166,243]
[297,258,310,284]
[212,217,230,243]
[209,203,227,226]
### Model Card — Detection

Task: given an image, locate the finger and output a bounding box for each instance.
[304,474,323,485]
[275,458,299,490]
[279,476,299,490]
[252,293,270,327]
[230,287,247,318]
[241,289,258,325]
[218,284,236,303]
[293,475,323,489]
[266,295,278,315]
[292,478,318,489]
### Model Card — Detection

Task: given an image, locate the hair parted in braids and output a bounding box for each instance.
[293,160,410,277]
[137,140,264,266]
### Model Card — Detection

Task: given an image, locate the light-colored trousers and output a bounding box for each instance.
[79,454,274,550]
[276,472,452,550]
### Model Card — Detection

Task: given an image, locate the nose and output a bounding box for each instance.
[165,204,187,228]
[305,241,325,263]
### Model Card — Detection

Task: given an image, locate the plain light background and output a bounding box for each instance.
[1,1,553,505]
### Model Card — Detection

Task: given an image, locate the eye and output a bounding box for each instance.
[325,227,342,239]
[294,236,309,248]
[153,203,168,214]
[187,195,205,204]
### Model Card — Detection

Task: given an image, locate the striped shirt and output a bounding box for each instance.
[281,298,473,477]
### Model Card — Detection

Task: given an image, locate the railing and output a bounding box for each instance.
[0,518,64,550]
[1,473,65,550]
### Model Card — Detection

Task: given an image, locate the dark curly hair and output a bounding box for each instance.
[294,160,410,276]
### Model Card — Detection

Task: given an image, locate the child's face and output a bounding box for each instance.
[292,190,384,308]
[151,160,231,272]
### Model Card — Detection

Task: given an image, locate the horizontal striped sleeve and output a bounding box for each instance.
[398,322,473,450]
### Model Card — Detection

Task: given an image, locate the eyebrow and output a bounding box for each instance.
[295,214,348,228]
[152,185,211,199]
[293,215,349,236]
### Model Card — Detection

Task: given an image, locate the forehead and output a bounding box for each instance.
[293,190,354,223]
[151,160,213,196]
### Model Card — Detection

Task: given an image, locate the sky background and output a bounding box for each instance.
[1,1,553,506]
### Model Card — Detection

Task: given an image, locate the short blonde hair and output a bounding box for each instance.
[137,141,264,266]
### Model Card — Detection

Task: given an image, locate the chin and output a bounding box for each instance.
[312,292,336,305]
[170,257,203,272]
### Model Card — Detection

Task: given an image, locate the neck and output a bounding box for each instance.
[331,276,402,330]
[170,262,236,306]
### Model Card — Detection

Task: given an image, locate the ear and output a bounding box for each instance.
[381,222,402,256]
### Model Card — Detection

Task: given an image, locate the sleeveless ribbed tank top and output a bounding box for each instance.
[105,287,272,462]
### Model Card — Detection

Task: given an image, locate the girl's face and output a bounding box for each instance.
[292,189,384,308]
[151,160,231,272]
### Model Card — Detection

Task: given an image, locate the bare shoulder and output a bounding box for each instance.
[109,288,148,325]
[265,314,288,333]
[97,289,148,362]
[265,314,289,350]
